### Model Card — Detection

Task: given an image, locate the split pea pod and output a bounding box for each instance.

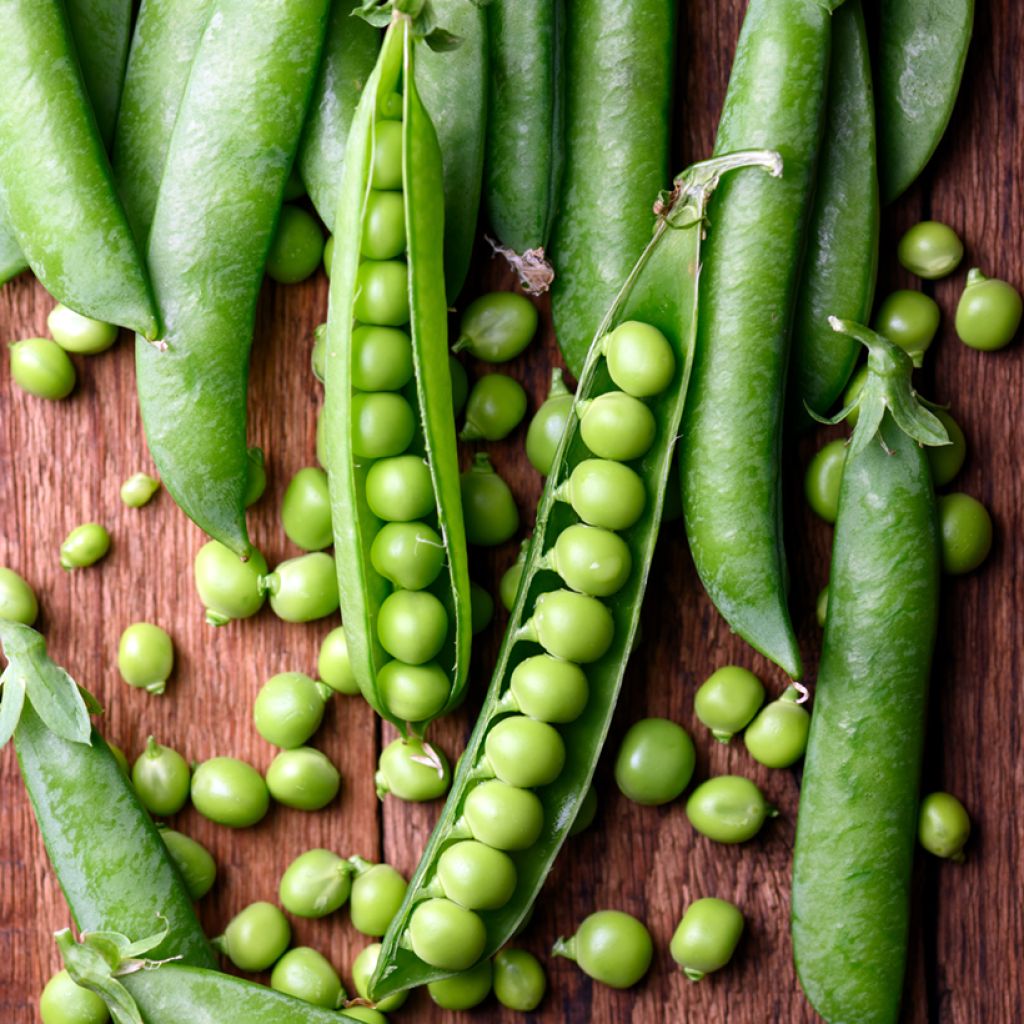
[790,0,878,420]
[548,0,675,376]
[323,14,472,732]
[679,0,837,680]
[0,0,157,337]
[367,150,781,1002]
[136,0,329,557]
[792,320,946,1023]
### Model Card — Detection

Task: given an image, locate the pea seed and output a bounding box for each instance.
[193,540,268,626]
[500,539,529,611]
[214,901,291,972]
[694,665,765,743]
[743,686,810,768]
[408,898,488,971]
[453,291,538,362]
[378,659,450,722]
[602,320,675,396]
[896,221,963,279]
[266,205,324,284]
[352,325,414,391]
[939,492,993,574]
[493,948,547,1011]
[279,849,352,918]
[485,715,566,788]
[281,467,332,551]
[266,746,341,811]
[569,784,598,836]
[614,718,695,805]
[271,947,344,1008]
[191,756,269,828]
[48,303,117,354]
[365,455,434,522]
[918,791,971,861]
[253,672,331,749]
[450,354,469,415]
[120,472,160,508]
[459,372,528,442]
[131,736,190,816]
[0,566,39,624]
[352,942,408,1012]
[685,775,775,844]
[8,337,76,399]
[117,622,173,695]
[160,828,216,900]
[354,260,410,326]
[553,909,653,989]
[464,779,544,850]
[526,368,574,475]
[804,439,847,524]
[370,521,445,590]
[371,120,403,189]
[377,589,448,664]
[542,523,632,596]
[351,391,416,458]
[39,969,108,1024]
[873,290,939,366]
[815,584,829,627]
[428,959,492,1010]
[460,453,520,546]
[376,736,450,802]
[349,859,408,937]
[435,839,518,911]
[516,589,614,663]
[361,189,407,260]
[317,626,359,696]
[955,268,1022,350]
[578,391,656,461]
[509,654,589,723]
[555,458,646,530]
[927,408,966,486]
[261,552,339,622]
[244,446,267,507]
[311,322,326,382]
[59,522,111,570]
[670,897,744,981]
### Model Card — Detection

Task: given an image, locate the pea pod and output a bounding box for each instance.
[790,0,878,420]
[324,14,471,731]
[0,0,158,337]
[368,150,781,1001]
[0,208,28,285]
[877,0,974,203]
[548,0,675,375]
[679,0,837,681]
[136,0,330,556]
[297,0,381,229]
[792,320,946,1023]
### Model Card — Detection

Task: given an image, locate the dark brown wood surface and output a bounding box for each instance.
[2,1,1021,1021]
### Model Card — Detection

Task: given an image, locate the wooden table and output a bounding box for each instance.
[2,1,1021,1020]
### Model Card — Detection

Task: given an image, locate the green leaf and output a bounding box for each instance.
[0,667,26,749]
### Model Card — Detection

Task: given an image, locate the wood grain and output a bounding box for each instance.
[2,0,1022,1020]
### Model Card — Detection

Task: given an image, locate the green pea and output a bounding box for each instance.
[470,582,494,635]
[408,897,488,971]
[354,260,410,326]
[897,221,963,279]
[453,291,538,362]
[500,539,529,611]
[370,521,445,591]
[193,540,268,626]
[47,303,117,354]
[459,373,528,442]
[428,959,492,1010]
[350,859,408,937]
[873,290,940,366]
[694,665,766,743]
[526,368,574,475]
[352,325,414,391]
[555,458,646,531]
[460,453,520,546]
[131,736,190,816]
[685,775,775,844]
[117,622,173,695]
[253,672,331,748]
[939,492,993,574]
[341,1008,387,1024]
[266,205,324,284]
[485,714,566,788]
[614,718,695,805]
[271,947,344,1008]
[352,943,408,1012]
[266,746,341,811]
[39,968,109,1024]
[493,948,546,1011]
[191,756,269,828]
[918,791,971,861]
[244,446,267,507]
[578,391,656,461]
[59,522,110,570]
[435,839,517,911]
[362,189,407,261]
[214,901,291,972]
[542,523,632,597]
[509,654,589,723]
[804,439,847,524]
[371,120,403,189]
[279,848,352,918]
[955,267,1023,350]
[119,472,160,508]
[815,584,829,628]
[317,626,359,696]
[159,828,216,900]
[842,364,867,427]
[281,467,332,551]
[552,909,653,989]
[323,235,334,278]
[743,686,810,768]
[377,589,449,664]
[927,408,967,486]
[602,320,675,397]
[464,779,544,851]
[517,589,614,663]
[376,736,450,802]
[365,455,434,522]
[261,552,340,623]
[378,659,450,723]
[569,783,598,836]
[351,392,416,458]
[9,337,76,399]
[0,566,39,624]
[670,897,744,981]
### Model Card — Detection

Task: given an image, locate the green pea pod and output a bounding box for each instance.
[790,0,878,421]
[65,0,133,148]
[484,0,564,293]
[324,16,472,732]
[298,0,381,229]
[0,0,158,337]
[792,319,946,1023]
[548,0,675,376]
[136,0,330,557]
[877,0,974,203]
[679,0,837,681]
[113,0,216,242]
[414,0,487,301]
[368,150,782,1001]
[0,205,28,286]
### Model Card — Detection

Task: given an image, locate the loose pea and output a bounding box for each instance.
[743,686,810,768]
[897,221,964,279]
[376,736,450,802]
[493,948,546,1011]
[352,943,408,1012]
[815,584,829,627]
[939,492,993,574]
[578,391,656,461]
[9,337,76,399]
[804,439,847,524]
[873,290,940,366]
[459,373,528,441]
[261,552,340,622]
[464,779,544,850]
[377,589,448,664]
[436,839,518,911]
[365,455,434,522]
[370,521,445,590]
[555,458,646,530]
[602,320,675,397]
[685,776,775,844]
[354,260,410,326]
[350,859,408,937]
[362,189,407,261]
[955,267,1023,350]
[460,454,520,546]
[244,446,267,507]
[131,736,190,816]
[160,828,216,900]
[281,467,332,551]
[191,756,269,828]
[279,848,352,918]
[927,408,967,486]
[428,959,492,1010]
[670,897,744,981]
[614,718,695,805]
[317,626,359,695]
[322,235,334,277]
[450,354,469,415]
[509,654,589,723]
[453,292,538,362]
[48,303,117,354]
[352,325,414,391]
[266,747,340,811]
[500,539,529,611]
[266,205,324,284]
[119,472,160,508]
[59,522,110,570]
[351,391,416,458]
[253,672,331,748]
[553,909,653,989]
[0,566,39,624]
[569,784,598,836]
[470,582,494,634]
[542,523,632,597]
[193,540,268,626]
[526,368,574,475]
[918,791,971,861]
[485,715,566,788]
[408,898,488,972]
[694,665,765,743]
[214,901,291,972]
[378,659,450,723]
[517,589,614,663]
[117,622,173,694]
[371,120,403,189]
[39,969,109,1024]
[271,947,344,1008]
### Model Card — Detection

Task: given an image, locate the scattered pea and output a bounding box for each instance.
[614,718,695,805]
[453,292,538,362]
[918,791,971,861]
[352,943,408,1012]
[349,859,408,937]
[670,897,744,981]
[214,901,291,972]
[253,672,331,749]
[939,492,993,574]
[694,665,766,743]
[342,1008,387,1024]
[955,268,1022,350]
[460,372,528,441]
[266,205,325,284]
[552,909,653,989]
[48,304,117,354]
[266,746,340,811]
[804,439,846,524]
[0,566,38,624]
[815,584,829,627]
[159,828,216,900]
[190,756,269,828]
[428,959,492,1010]
[317,626,359,696]
[408,897,487,971]
[261,552,340,622]
[460,453,520,546]
[39,969,109,1024]
[281,467,332,551]
[131,736,190,816]
[685,776,775,844]
[120,472,160,508]
[8,337,76,399]
[117,622,173,695]
[743,686,810,768]
[59,522,110,570]
[873,290,939,366]
[842,364,867,427]
[279,848,352,918]
[270,947,344,1008]
[193,540,268,626]
[493,948,546,1011]
[602,320,675,397]
[526,368,574,475]
[897,221,963,279]
[375,736,450,802]
[450,354,469,416]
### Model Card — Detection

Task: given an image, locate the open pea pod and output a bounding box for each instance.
[324,13,472,733]
[369,148,782,1001]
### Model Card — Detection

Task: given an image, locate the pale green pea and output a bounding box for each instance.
[428,960,492,1010]
[266,747,340,811]
[47,303,117,353]
[352,943,408,1012]
[0,566,39,624]
[8,337,76,399]
[317,626,359,695]
[120,472,160,508]
[159,828,216,900]
[59,523,110,570]
[281,467,332,551]
[214,901,291,972]
[117,622,173,695]
[279,848,352,918]
[349,859,408,937]
[493,948,546,1011]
